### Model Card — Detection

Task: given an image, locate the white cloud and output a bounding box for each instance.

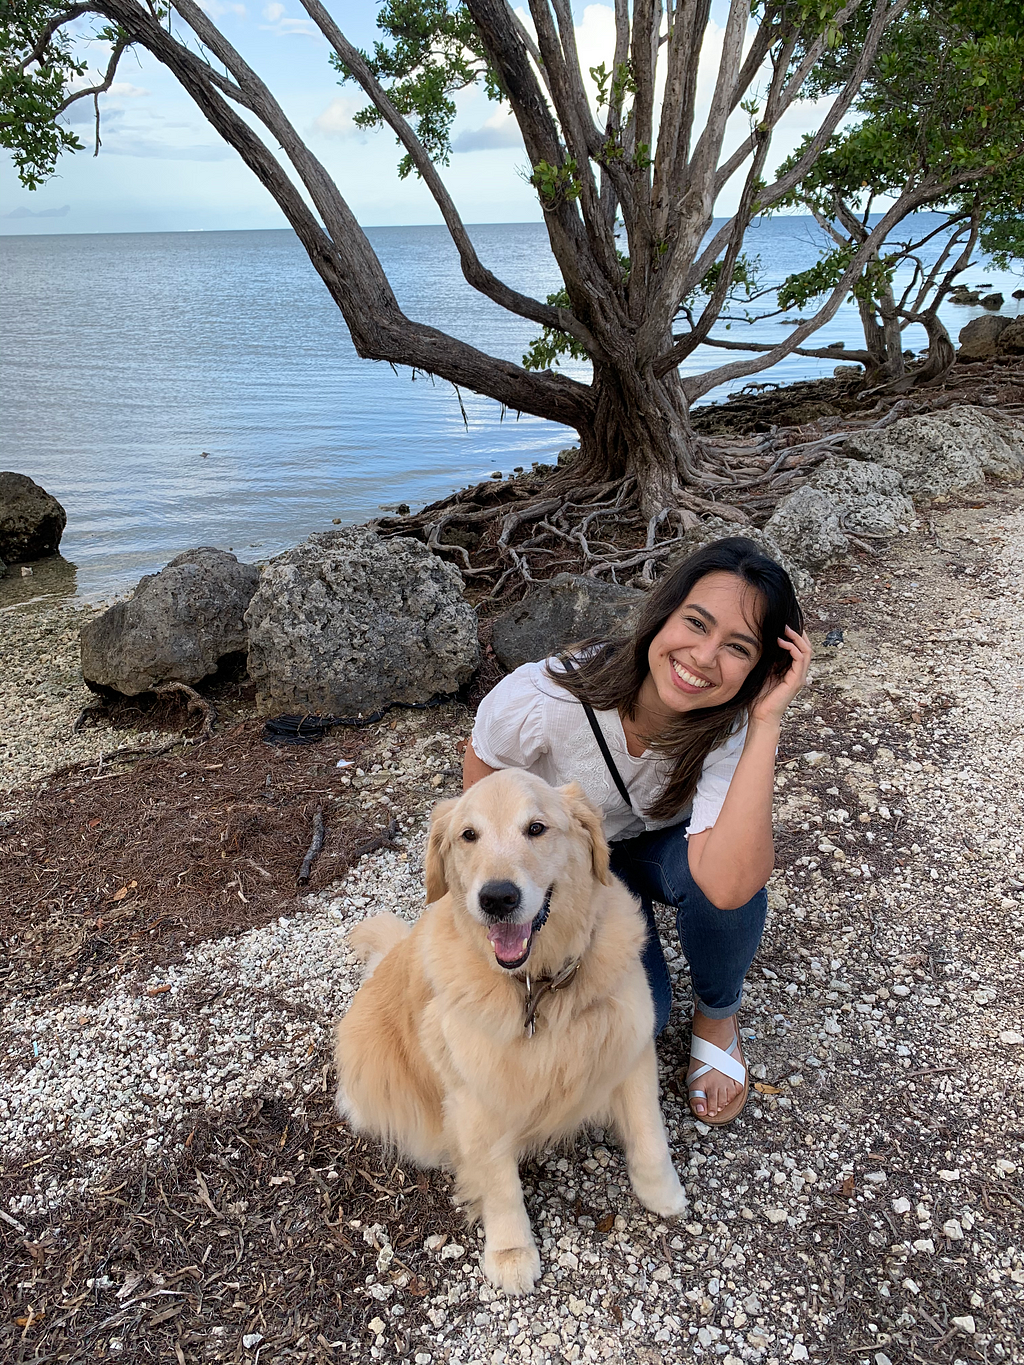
[101,136,234,162]
[312,96,367,141]
[259,3,319,36]
[108,82,150,99]
[453,109,522,153]
[196,0,247,18]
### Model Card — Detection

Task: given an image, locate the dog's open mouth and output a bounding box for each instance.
[486,920,534,970]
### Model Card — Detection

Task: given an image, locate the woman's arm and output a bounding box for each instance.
[463,739,499,790]
[687,625,813,909]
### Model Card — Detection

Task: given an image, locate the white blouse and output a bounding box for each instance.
[471,657,747,842]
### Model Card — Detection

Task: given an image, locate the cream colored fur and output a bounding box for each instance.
[334,769,686,1295]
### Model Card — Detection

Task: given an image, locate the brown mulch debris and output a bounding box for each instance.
[0,1084,464,1363]
[0,717,391,1003]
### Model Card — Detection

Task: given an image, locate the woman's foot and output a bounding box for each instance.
[685,1011,748,1123]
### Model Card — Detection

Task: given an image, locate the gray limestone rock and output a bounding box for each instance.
[0,472,67,562]
[809,458,915,537]
[957,314,1010,360]
[490,573,644,671]
[763,486,849,572]
[671,518,814,593]
[842,405,1024,497]
[244,527,479,715]
[81,548,259,696]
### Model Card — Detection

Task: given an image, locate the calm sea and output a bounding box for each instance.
[1,217,1020,601]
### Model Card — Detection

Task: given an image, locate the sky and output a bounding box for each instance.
[1,1,838,235]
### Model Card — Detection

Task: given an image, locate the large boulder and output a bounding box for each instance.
[0,472,67,562]
[764,458,915,574]
[763,486,849,572]
[81,548,259,696]
[997,316,1024,355]
[244,527,479,715]
[957,314,1010,360]
[490,573,644,671]
[842,406,1024,497]
[809,458,915,537]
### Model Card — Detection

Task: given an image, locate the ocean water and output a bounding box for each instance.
[1,217,1020,601]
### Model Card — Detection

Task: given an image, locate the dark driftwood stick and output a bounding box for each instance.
[297,807,325,884]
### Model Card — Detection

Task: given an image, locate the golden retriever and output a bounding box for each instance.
[334,768,686,1295]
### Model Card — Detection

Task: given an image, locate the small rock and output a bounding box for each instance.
[766,1208,788,1224]
[20,565,33,577]
[952,1315,976,1334]
[939,1169,961,1182]
[903,1278,920,1294]
[792,1345,809,1361]
[913,1238,935,1254]
[995,1159,1017,1174]
[439,1242,465,1260]
[943,1219,964,1240]
[998,1031,1023,1045]
[242,1334,264,1349]
[893,1197,912,1215]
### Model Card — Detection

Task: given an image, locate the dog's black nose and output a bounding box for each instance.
[478,880,522,919]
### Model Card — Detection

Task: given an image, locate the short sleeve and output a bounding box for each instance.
[686,720,747,837]
[471,665,551,772]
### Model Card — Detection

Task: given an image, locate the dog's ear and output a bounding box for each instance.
[560,782,613,886]
[425,797,458,903]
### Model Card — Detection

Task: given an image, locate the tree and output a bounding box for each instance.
[751,0,1024,386]
[2,0,930,563]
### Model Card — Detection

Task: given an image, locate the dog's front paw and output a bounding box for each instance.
[631,1167,688,1218]
[483,1242,542,1295]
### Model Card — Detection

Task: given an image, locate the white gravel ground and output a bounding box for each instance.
[2,491,1024,1362]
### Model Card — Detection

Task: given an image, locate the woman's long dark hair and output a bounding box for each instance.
[549,537,804,821]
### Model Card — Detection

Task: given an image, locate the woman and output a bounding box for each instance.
[463,536,812,1127]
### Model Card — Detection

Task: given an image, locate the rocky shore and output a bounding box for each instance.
[2,461,1023,1361]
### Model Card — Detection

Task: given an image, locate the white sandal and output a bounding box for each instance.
[686,1023,749,1126]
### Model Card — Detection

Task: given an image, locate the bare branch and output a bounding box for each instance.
[299,0,598,348]
[56,38,128,116]
[20,5,91,70]
[679,185,930,401]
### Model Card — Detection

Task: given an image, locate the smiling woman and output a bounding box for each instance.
[464,536,812,1126]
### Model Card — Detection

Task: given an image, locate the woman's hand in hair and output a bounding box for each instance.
[749,625,813,727]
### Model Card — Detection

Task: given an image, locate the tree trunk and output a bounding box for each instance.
[857,291,905,382]
[913,311,956,385]
[562,363,705,516]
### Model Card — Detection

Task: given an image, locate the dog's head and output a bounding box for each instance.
[424,769,611,971]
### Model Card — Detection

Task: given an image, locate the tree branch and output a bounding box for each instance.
[56,38,128,116]
[678,185,930,401]
[299,0,598,349]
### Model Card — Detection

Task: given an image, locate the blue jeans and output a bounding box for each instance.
[609,823,768,1036]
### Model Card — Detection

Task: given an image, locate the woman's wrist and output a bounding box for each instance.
[745,713,783,741]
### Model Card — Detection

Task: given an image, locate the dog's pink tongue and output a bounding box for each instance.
[487,921,531,964]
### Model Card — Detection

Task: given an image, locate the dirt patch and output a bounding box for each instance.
[0,717,398,1004]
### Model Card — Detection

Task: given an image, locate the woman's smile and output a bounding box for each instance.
[668,656,713,691]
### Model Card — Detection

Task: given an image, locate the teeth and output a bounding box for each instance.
[671,658,710,688]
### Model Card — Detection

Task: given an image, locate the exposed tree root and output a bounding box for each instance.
[377,361,1024,609]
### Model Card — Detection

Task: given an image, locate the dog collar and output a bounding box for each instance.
[522,957,580,1037]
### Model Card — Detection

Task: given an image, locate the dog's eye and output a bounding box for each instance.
[526,822,547,838]
[461,827,477,843]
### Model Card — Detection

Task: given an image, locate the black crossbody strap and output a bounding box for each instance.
[561,655,634,811]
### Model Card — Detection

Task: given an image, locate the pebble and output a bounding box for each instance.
[952,1316,977,1335]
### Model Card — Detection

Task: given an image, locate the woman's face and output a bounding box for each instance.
[640,570,764,724]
